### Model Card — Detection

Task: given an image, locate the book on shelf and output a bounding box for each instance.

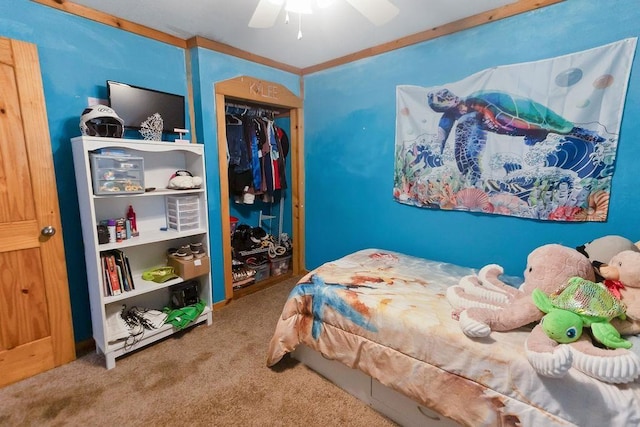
[100,249,135,296]
[101,256,111,296]
[104,253,121,296]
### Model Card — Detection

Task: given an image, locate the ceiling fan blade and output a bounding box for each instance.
[249,0,283,28]
[345,0,399,26]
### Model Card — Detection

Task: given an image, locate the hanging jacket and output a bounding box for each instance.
[226,114,252,195]
[275,125,289,190]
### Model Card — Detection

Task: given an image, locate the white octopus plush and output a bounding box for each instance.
[167,170,203,190]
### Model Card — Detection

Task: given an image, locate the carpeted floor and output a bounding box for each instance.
[0,276,396,426]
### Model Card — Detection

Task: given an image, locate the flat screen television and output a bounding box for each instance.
[107,80,185,133]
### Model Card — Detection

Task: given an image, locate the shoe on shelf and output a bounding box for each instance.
[232,265,256,282]
[167,246,194,261]
[190,242,206,259]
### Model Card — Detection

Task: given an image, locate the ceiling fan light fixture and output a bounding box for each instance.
[285,0,313,14]
[316,0,336,8]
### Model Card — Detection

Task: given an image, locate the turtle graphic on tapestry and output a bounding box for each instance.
[394,38,637,221]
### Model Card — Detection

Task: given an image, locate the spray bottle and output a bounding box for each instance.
[127,205,139,237]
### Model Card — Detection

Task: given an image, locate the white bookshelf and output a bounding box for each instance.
[71,136,213,369]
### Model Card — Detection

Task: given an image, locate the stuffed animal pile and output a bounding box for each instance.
[447,235,640,384]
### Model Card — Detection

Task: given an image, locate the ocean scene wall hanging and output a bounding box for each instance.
[393,38,637,221]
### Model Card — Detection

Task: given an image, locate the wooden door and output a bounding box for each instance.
[0,37,75,387]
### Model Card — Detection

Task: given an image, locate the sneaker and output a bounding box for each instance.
[168,246,194,261]
[232,264,256,282]
[190,242,206,259]
[177,245,194,260]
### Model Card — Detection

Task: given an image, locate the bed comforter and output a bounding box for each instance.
[267,249,640,426]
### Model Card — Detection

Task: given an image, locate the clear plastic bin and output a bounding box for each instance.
[270,255,291,276]
[251,263,270,282]
[90,153,144,195]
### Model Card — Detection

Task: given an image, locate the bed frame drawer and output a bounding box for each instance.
[292,344,372,403]
[293,345,461,426]
[370,379,461,427]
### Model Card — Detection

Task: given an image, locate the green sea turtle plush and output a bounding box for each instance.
[532,277,632,349]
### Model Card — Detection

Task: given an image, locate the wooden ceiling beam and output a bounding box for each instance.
[31,0,564,75]
[302,0,565,74]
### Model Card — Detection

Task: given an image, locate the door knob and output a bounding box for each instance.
[41,226,56,236]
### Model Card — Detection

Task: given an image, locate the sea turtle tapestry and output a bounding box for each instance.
[394,38,637,221]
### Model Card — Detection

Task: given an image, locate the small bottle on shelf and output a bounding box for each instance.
[107,219,116,243]
[115,219,124,243]
[127,205,139,237]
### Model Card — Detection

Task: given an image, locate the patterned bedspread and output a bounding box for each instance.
[267,249,640,426]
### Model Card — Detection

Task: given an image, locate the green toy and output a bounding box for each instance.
[532,277,632,349]
[163,299,206,330]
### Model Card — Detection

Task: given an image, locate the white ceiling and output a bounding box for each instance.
[70,0,517,69]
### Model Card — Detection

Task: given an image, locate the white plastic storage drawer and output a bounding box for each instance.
[370,379,461,427]
[166,195,200,231]
[90,153,145,195]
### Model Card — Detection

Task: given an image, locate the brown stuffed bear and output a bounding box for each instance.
[602,250,640,335]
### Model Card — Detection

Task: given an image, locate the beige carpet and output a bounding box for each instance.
[0,276,396,426]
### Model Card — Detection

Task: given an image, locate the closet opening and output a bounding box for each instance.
[214,77,304,301]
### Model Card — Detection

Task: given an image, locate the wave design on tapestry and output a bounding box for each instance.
[393,38,636,221]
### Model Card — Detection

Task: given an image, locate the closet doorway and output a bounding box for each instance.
[214,76,304,300]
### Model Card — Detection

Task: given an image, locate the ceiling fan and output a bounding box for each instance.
[249,0,400,29]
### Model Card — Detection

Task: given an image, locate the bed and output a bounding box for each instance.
[266,248,640,426]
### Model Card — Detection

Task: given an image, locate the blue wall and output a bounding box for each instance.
[302,0,640,277]
[1,0,192,341]
[2,1,299,340]
[188,48,299,302]
[4,0,639,342]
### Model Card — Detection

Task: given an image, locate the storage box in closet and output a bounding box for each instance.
[270,255,291,276]
[165,195,200,231]
[253,263,270,282]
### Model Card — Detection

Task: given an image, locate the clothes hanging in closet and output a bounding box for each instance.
[225,106,289,204]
